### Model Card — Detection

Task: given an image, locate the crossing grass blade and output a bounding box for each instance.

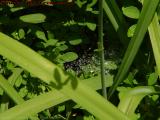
[108,0,159,98]
[0,75,24,104]
[0,68,23,112]
[0,75,112,120]
[0,32,129,120]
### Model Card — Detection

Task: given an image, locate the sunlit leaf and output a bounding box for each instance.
[122,6,140,19]
[69,39,82,45]
[19,13,46,24]
[59,52,78,62]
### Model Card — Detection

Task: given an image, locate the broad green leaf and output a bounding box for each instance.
[59,52,78,62]
[19,13,46,24]
[122,6,140,19]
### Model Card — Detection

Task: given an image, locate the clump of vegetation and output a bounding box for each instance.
[0,0,160,120]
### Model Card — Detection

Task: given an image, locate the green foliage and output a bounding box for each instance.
[0,0,160,119]
[19,13,46,23]
[122,6,140,19]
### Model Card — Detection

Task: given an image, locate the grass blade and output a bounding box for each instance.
[0,32,129,120]
[118,86,156,118]
[0,75,24,104]
[103,0,129,46]
[148,13,160,76]
[0,75,112,120]
[108,0,159,98]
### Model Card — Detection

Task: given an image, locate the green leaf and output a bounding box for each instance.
[59,52,78,62]
[86,22,96,31]
[122,6,140,19]
[18,29,25,39]
[57,45,68,51]
[43,39,58,47]
[35,30,47,41]
[58,105,65,113]
[147,72,158,85]
[127,24,137,37]
[69,39,82,45]
[19,13,46,24]
[19,87,28,98]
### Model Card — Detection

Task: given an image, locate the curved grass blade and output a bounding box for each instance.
[108,0,159,98]
[118,86,157,118]
[0,32,129,120]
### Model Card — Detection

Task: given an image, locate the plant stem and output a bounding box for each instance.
[98,0,107,99]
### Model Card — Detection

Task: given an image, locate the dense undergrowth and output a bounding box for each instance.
[0,0,160,120]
